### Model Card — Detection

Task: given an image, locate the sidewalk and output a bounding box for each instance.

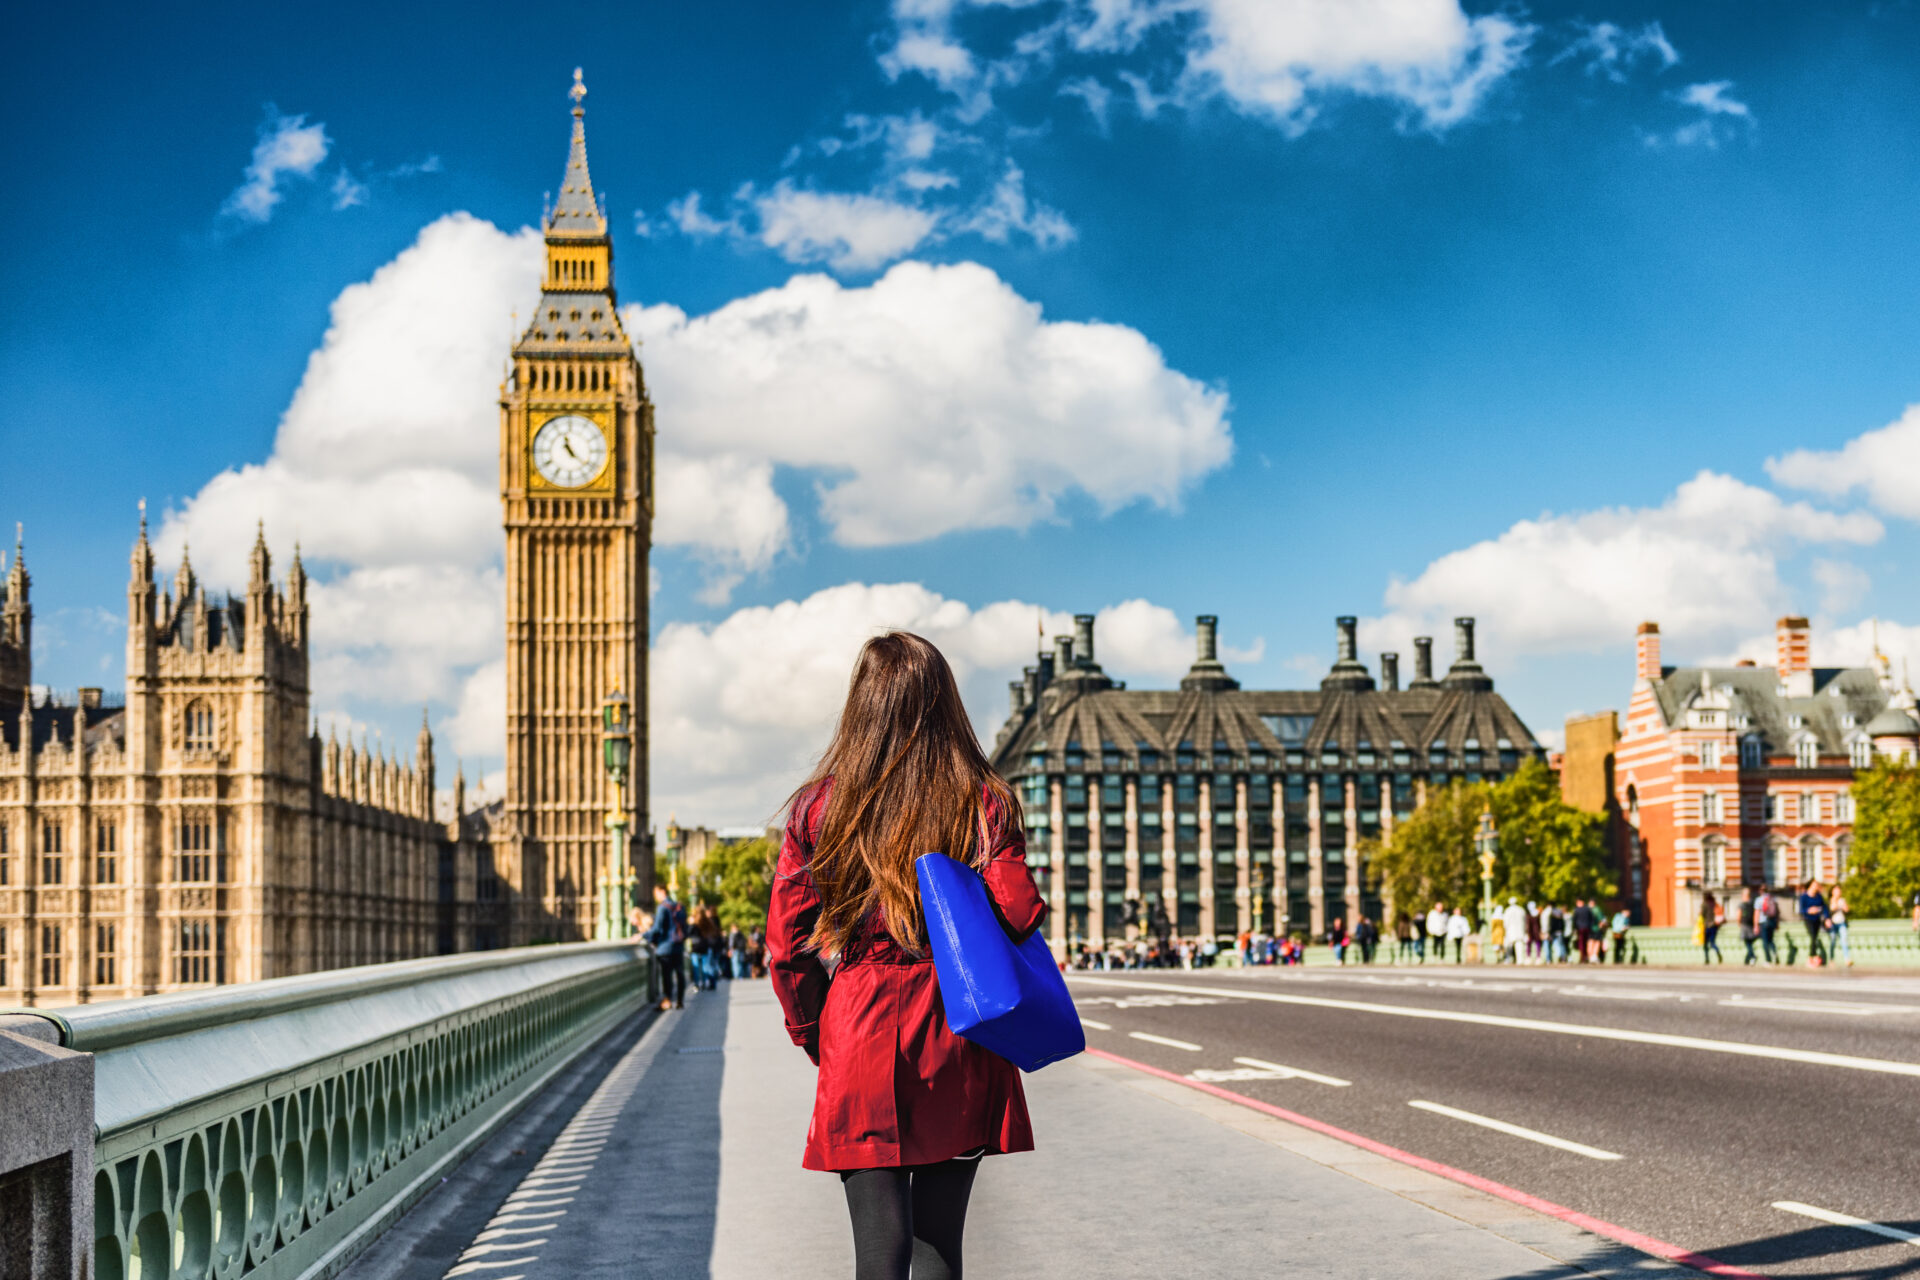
[351,982,1693,1279]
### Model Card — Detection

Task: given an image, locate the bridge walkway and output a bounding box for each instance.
[342,982,1684,1279]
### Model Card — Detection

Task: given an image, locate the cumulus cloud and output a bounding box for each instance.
[626,259,1232,548]
[1360,471,1882,660]
[1767,403,1920,521]
[751,182,943,271]
[222,108,331,223]
[651,584,1261,825]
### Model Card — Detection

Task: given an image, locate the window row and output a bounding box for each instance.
[1697,789,1853,825]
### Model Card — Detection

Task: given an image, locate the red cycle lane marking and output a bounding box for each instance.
[1085,1047,1764,1279]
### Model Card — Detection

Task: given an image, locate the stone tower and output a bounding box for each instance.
[0,528,30,723]
[498,69,654,943]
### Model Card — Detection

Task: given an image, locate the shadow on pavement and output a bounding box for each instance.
[1703,1221,1920,1278]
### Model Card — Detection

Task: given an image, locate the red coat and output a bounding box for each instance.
[767,783,1048,1171]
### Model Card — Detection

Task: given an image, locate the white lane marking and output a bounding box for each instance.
[1724,996,1920,1016]
[1773,1201,1920,1246]
[1232,1056,1351,1087]
[1190,1067,1291,1083]
[1068,976,1920,1078]
[1079,1018,1112,1030]
[1408,1100,1623,1161]
[1129,1031,1203,1051]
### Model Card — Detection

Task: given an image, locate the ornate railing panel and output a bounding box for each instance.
[48,941,650,1280]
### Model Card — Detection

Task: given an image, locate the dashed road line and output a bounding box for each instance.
[1069,976,1920,1078]
[1772,1201,1920,1246]
[1128,1031,1202,1051]
[1079,1017,1112,1030]
[1232,1056,1350,1087]
[1408,1100,1623,1161]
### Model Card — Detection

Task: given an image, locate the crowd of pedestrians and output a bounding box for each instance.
[1701,880,1855,967]
[630,884,770,1011]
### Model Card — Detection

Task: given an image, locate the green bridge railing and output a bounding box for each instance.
[2,940,652,1280]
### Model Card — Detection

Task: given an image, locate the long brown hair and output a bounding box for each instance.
[789,631,1021,955]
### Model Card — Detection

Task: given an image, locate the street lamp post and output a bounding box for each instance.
[597,689,635,941]
[1474,808,1498,964]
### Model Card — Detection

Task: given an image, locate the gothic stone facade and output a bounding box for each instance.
[0,527,453,1007]
[990,613,1543,947]
[1610,616,1920,927]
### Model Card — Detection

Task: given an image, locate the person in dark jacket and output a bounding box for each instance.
[769,631,1047,1280]
[1572,899,1597,963]
[1798,879,1828,966]
[1737,887,1758,965]
[646,885,687,1009]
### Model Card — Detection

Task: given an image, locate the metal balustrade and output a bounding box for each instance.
[6,940,651,1280]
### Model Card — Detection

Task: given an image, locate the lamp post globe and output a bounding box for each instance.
[598,689,636,940]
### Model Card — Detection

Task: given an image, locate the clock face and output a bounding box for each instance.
[532,414,608,488]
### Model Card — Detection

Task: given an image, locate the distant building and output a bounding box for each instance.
[0,523,453,1007]
[1602,616,1920,927]
[988,613,1544,946]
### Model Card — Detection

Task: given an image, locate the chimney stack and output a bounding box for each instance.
[1412,637,1435,686]
[1635,621,1662,682]
[1009,681,1027,716]
[1454,617,1477,664]
[1336,616,1358,662]
[1074,613,1096,669]
[1380,653,1400,692]
[1775,615,1810,676]
[1195,615,1219,663]
[1776,615,1813,697]
[1053,634,1075,673]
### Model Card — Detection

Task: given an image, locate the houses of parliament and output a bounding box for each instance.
[0,71,654,1005]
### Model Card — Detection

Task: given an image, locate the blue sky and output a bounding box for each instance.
[6,0,1920,824]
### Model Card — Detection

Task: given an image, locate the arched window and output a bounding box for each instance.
[1799,835,1820,883]
[1849,737,1872,768]
[184,699,215,751]
[1794,736,1818,769]
[1763,839,1787,888]
[1835,835,1851,879]
[1701,835,1725,886]
[1740,736,1763,769]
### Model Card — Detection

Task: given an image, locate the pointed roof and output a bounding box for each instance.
[547,68,607,240]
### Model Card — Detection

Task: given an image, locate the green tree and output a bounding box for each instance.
[690,836,777,932]
[1843,759,1920,917]
[1367,760,1615,922]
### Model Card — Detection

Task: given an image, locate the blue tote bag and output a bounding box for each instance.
[915,851,1085,1073]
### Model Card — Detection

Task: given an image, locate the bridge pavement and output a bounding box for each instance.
[343,981,1695,1279]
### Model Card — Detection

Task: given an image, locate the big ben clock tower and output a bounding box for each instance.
[499,69,653,943]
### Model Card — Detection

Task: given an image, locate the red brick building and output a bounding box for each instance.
[1610,617,1919,926]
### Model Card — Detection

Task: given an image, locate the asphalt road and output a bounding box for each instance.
[1065,962,1920,1278]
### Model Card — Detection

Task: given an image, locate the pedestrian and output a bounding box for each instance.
[1757,887,1781,964]
[1737,887,1757,965]
[730,923,750,980]
[690,905,723,989]
[1395,914,1414,962]
[1609,905,1631,964]
[1798,879,1828,967]
[767,631,1047,1280]
[1358,916,1379,965]
[1524,902,1543,965]
[1546,903,1567,963]
[1329,917,1348,965]
[645,883,688,1010]
[1446,906,1470,963]
[1572,898,1596,964]
[1425,902,1448,965]
[1829,888,1853,968]
[1700,891,1724,964]
[1502,898,1527,965]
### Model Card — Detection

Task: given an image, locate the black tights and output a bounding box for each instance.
[840,1157,980,1280]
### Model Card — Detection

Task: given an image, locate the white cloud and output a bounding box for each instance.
[1649,79,1755,149]
[651,583,1257,825]
[626,259,1232,548]
[1713,617,1920,687]
[957,163,1076,248]
[1812,559,1871,618]
[1766,403,1920,521]
[884,0,1534,135]
[1362,471,1882,660]
[331,170,369,210]
[750,181,942,271]
[1551,21,1678,82]
[222,108,331,223]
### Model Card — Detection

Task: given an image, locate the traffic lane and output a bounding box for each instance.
[1071,968,1920,1065]
[1066,981,1920,1277]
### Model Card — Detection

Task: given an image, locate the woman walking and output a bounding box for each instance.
[1700,891,1724,964]
[769,632,1046,1280]
[1829,887,1853,967]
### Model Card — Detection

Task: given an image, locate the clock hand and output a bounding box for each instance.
[561,437,580,461]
